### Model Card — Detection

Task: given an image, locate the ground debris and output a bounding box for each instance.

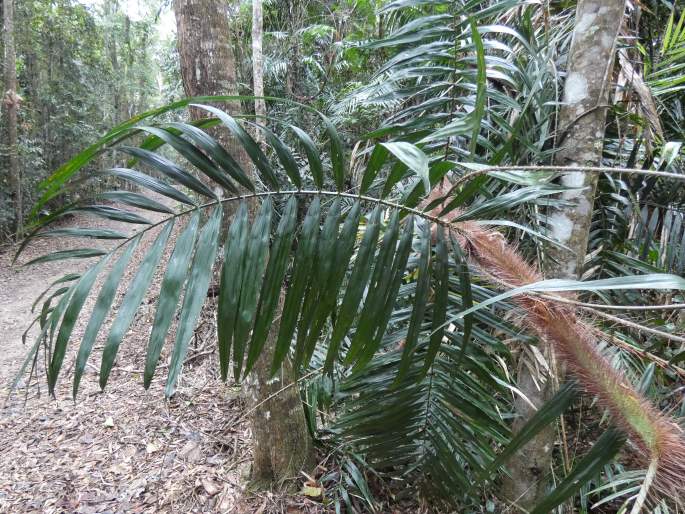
[0,204,327,513]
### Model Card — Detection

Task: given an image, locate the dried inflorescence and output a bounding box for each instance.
[422,184,685,502]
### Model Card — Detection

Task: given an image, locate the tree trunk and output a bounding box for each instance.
[500,1,626,509]
[547,0,626,278]
[138,28,149,113]
[107,18,120,125]
[173,0,312,485]
[172,0,241,119]
[248,297,313,485]
[173,0,252,197]
[3,0,21,238]
[251,0,266,144]
[121,15,132,121]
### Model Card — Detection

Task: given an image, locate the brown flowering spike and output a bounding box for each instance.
[422,184,685,503]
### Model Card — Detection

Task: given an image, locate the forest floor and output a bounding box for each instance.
[0,201,323,513]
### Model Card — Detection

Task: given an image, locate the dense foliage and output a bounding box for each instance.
[0,0,168,238]
[4,0,685,512]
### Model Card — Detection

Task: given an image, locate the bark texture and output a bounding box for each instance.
[173,0,312,484]
[251,0,266,144]
[173,0,239,107]
[500,1,626,509]
[547,0,626,278]
[249,296,313,485]
[173,0,251,183]
[3,0,21,237]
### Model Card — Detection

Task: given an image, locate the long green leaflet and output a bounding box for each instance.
[73,237,141,397]
[354,215,414,372]
[233,198,273,379]
[218,202,249,381]
[48,256,109,393]
[421,223,448,377]
[396,218,431,383]
[245,196,298,375]
[144,210,201,388]
[302,201,360,367]
[272,198,320,375]
[99,222,173,389]
[166,206,223,396]
[325,206,382,372]
[345,210,401,365]
[295,198,341,368]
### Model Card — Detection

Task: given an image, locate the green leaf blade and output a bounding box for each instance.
[325,205,382,372]
[144,210,201,389]
[217,202,249,381]
[165,206,223,396]
[233,199,273,379]
[245,196,298,375]
[380,142,430,193]
[99,191,175,214]
[73,238,141,397]
[24,248,108,267]
[99,222,174,389]
[291,125,324,189]
[272,197,320,375]
[189,104,279,190]
[396,218,431,383]
[49,256,109,394]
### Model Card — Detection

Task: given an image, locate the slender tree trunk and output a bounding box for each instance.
[501,1,626,509]
[3,0,21,237]
[252,0,266,144]
[173,0,312,484]
[121,15,132,121]
[138,28,149,112]
[108,29,120,124]
[105,3,121,173]
[547,1,626,278]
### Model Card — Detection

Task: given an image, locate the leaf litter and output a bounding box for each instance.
[0,199,327,513]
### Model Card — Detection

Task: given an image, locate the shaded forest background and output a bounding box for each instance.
[0,0,382,239]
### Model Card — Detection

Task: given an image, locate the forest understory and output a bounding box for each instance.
[2,0,685,512]
[0,201,326,514]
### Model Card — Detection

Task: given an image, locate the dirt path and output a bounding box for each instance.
[0,199,323,513]
[0,210,160,387]
[0,202,254,513]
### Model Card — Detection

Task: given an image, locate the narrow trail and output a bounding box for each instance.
[0,198,322,513]
[0,199,256,513]
[0,208,166,388]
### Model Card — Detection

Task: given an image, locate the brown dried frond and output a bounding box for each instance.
[421,182,685,504]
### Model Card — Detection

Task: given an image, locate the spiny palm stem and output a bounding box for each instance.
[459,221,685,504]
[422,185,685,504]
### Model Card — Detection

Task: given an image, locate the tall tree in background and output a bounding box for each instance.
[251,0,265,145]
[173,0,247,171]
[3,0,21,237]
[501,1,627,508]
[172,0,312,484]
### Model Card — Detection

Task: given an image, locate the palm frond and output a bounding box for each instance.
[16,101,685,510]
